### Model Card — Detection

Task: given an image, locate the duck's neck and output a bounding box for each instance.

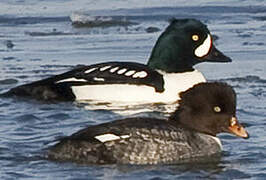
[148,57,194,73]
[168,110,191,129]
[147,33,196,73]
[169,110,218,137]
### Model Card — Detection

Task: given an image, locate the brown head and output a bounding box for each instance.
[170,82,249,139]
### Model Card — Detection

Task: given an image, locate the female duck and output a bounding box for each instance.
[47,82,248,165]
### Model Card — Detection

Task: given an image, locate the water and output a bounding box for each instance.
[0,0,266,179]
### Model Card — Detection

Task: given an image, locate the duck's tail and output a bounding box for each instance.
[0,83,75,102]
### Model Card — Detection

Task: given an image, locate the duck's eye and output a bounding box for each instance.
[213,106,221,113]
[192,34,199,41]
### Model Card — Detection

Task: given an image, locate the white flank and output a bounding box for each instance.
[72,70,206,104]
[117,68,127,74]
[94,133,130,143]
[195,34,212,57]
[56,78,87,84]
[85,67,97,74]
[109,67,119,73]
[93,77,105,81]
[125,70,136,76]
[132,71,148,78]
[100,66,111,71]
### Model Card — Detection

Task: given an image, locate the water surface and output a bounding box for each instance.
[0,0,266,179]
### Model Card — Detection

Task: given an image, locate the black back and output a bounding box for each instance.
[4,62,164,101]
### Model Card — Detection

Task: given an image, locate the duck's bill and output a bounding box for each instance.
[228,117,249,139]
[203,45,232,63]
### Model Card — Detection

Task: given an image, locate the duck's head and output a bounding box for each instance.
[170,82,249,139]
[148,19,232,73]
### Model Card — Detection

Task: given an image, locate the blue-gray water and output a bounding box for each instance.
[0,0,266,179]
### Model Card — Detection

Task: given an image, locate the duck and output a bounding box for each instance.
[47,82,249,165]
[2,18,231,104]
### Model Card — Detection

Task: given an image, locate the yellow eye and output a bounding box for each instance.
[214,106,221,113]
[192,34,199,41]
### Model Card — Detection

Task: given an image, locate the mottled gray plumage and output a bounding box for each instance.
[48,118,221,164]
[47,82,249,165]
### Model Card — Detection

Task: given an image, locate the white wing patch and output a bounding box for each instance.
[110,67,119,73]
[56,78,87,84]
[85,67,97,74]
[100,65,111,71]
[132,71,148,78]
[93,77,105,81]
[56,65,149,85]
[94,133,130,143]
[117,68,127,74]
[125,70,136,76]
[195,34,212,58]
[101,65,148,79]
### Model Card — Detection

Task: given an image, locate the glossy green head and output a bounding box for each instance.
[148,19,232,73]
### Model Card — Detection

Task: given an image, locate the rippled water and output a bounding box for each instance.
[0,0,266,179]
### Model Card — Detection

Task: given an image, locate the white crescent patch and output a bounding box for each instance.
[194,34,212,58]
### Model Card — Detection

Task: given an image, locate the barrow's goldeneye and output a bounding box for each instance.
[3,19,231,104]
[47,82,248,165]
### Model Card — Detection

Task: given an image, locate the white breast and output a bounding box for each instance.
[71,70,206,105]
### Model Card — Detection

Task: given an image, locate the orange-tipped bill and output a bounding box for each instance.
[228,117,249,139]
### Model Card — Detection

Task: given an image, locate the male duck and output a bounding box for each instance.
[47,82,249,165]
[3,19,231,104]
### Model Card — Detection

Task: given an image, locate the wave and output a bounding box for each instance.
[25,29,73,37]
[0,16,69,25]
[0,79,18,85]
[219,75,266,84]
[70,12,137,28]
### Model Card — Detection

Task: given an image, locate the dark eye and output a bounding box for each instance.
[192,34,199,41]
[213,106,221,113]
